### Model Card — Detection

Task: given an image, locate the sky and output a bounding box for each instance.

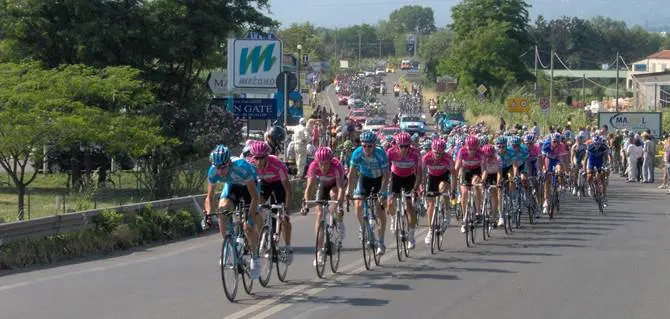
[264,0,668,30]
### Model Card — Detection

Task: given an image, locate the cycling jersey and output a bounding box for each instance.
[422,151,453,176]
[253,155,288,183]
[482,154,502,174]
[350,146,389,178]
[387,145,421,177]
[207,157,257,198]
[456,147,483,170]
[498,146,516,168]
[307,158,345,187]
[557,142,569,158]
[514,144,529,164]
[586,143,609,170]
[572,143,587,162]
[542,141,562,172]
[526,143,541,161]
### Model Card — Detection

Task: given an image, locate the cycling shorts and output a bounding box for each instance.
[484,173,497,186]
[259,181,286,204]
[318,183,337,201]
[221,184,255,226]
[502,165,513,178]
[427,172,450,195]
[390,173,416,194]
[547,158,561,174]
[525,160,538,176]
[460,168,482,186]
[587,158,604,172]
[354,176,383,199]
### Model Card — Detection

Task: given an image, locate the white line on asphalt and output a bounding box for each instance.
[223,228,430,319]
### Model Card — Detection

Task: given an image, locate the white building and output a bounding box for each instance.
[627,50,670,89]
[627,50,670,109]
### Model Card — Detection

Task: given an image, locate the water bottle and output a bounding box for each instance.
[368,213,377,228]
[236,236,245,247]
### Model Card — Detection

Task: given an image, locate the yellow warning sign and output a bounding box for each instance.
[506,97,530,113]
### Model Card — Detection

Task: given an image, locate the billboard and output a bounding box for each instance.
[598,112,662,137]
[229,39,283,89]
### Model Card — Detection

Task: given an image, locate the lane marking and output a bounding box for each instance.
[224,228,429,319]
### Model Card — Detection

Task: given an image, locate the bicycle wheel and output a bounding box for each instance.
[329,223,341,273]
[275,239,289,282]
[464,206,472,248]
[430,206,439,254]
[258,226,272,287]
[220,237,238,302]
[371,220,382,266]
[361,218,373,270]
[527,195,536,225]
[481,197,490,241]
[436,203,446,251]
[238,241,253,295]
[400,209,410,258]
[515,194,522,229]
[395,209,404,261]
[315,221,327,278]
[468,199,476,245]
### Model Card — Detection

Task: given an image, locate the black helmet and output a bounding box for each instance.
[267,126,286,142]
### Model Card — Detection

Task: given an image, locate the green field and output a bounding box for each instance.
[0,171,151,223]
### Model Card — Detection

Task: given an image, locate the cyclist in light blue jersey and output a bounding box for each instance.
[347,130,390,256]
[205,145,261,279]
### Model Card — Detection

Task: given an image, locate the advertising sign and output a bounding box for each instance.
[506,97,530,113]
[598,112,662,137]
[232,98,277,120]
[229,39,283,89]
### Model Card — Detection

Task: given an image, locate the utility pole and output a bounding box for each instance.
[615,51,620,112]
[379,38,382,59]
[549,48,554,109]
[582,74,586,105]
[534,45,538,97]
[334,29,338,59]
[358,32,361,69]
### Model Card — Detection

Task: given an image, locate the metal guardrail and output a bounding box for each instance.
[0,179,306,244]
[0,194,207,245]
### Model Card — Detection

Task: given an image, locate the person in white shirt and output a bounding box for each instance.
[626,137,643,182]
[292,118,308,176]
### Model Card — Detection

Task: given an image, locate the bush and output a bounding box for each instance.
[95,210,124,233]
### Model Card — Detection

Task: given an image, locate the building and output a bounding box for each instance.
[627,50,670,109]
[627,50,670,89]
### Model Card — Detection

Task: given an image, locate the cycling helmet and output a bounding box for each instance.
[510,136,521,145]
[465,136,479,148]
[360,130,377,143]
[396,132,411,146]
[431,139,446,152]
[551,133,561,141]
[411,133,420,142]
[315,147,334,161]
[495,136,507,145]
[564,130,574,140]
[306,143,317,155]
[577,133,586,141]
[431,132,439,139]
[249,141,271,157]
[479,135,489,146]
[423,139,432,150]
[342,140,354,150]
[385,135,394,143]
[524,134,534,143]
[455,137,465,146]
[592,135,603,145]
[481,144,495,156]
[267,126,286,142]
[210,144,231,166]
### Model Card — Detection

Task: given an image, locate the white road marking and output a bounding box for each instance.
[224,228,430,319]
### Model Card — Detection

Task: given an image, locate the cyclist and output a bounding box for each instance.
[303,147,347,266]
[570,133,588,196]
[455,136,483,233]
[586,135,611,206]
[204,145,261,279]
[524,134,542,218]
[422,139,456,244]
[480,144,501,221]
[346,131,390,256]
[495,136,516,227]
[249,141,293,264]
[265,126,286,156]
[386,132,422,249]
[541,133,564,215]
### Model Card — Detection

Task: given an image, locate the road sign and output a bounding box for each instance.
[276,71,297,93]
[506,97,530,113]
[229,38,283,89]
[302,54,309,66]
[230,98,277,120]
[206,71,228,94]
[477,84,487,95]
[539,96,550,110]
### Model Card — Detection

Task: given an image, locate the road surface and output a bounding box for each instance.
[2,76,668,318]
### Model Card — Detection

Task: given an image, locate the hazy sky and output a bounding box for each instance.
[264,0,665,29]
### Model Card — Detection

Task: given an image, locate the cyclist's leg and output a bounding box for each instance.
[386,173,400,226]
[218,184,237,237]
[460,170,470,223]
[354,177,367,227]
[472,169,483,214]
[405,175,417,228]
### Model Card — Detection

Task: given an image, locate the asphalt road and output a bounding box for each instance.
[2,77,669,318]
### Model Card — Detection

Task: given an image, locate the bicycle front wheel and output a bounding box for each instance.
[221,237,238,302]
[329,223,342,273]
[258,226,272,287]
[361,220,373,270]
[395,209,404,262]
[315,221,327,278]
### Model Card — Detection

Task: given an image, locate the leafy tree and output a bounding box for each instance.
[419,28,454,81]
[442,0,533,89]
[388,5,437,35]
[277,23,325,62]
[0,62,165,220]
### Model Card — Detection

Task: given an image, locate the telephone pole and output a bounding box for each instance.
[615,51,620,112]
[358,32,361,68]
[549,48,554,109]
[534,45,538,97]
[379,38,382,59]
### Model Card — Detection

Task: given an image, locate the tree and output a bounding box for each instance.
[0,62,165,220]
[388,5,437,35]
[277,23,325,61]
[442,0,533,89]
[419,28,453,81]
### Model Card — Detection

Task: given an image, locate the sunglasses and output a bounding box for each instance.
[253,156,267,160]
[399,145,409,148]
[215,164,229,170]
[363,144,375,148]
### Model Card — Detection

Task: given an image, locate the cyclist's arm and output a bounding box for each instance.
[246,180,259,217]
[346,165,357,195]
[281,177,292,210]
[205,182,217,214]
[336,174,346,206]
[381,168,390,194]
[304,177,315,202]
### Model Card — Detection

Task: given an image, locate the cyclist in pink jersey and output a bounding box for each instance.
[422,139,456,244]
[303,147,347,259]
[455,136,484,232]
[386,132,422,249]
[480,144,502,226]
[250,141,294,262]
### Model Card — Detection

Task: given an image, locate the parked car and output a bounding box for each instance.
[399,114,426,135]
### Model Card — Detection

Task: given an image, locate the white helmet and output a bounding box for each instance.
[299,117,306,125]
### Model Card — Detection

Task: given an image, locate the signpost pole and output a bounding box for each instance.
[283,73,289,126]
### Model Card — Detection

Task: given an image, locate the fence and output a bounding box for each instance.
[0,179,306,244]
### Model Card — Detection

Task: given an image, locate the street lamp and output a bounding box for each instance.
[297,44,303,92]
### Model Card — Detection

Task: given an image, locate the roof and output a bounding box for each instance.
[541,69,627,79]
[631,70,670,78]
[647,50,670,60]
